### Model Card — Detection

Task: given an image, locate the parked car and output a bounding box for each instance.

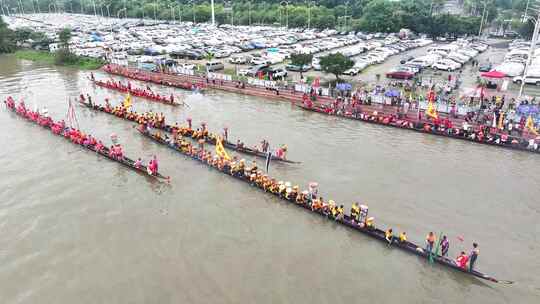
[251,57,271,65]
[432,59,461,71]
[286,64,311,72]
[205,61,224,71]
[512,75,540,85]
[400,56,414,64]
[343,67,361,76]
[270,67,288,79]
[478,62,492,72]
[245,64,270,77]
[229,55,251,64]
[386,67,415,79]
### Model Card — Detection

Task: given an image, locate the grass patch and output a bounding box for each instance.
[15,50,55,64]
[14,49,105,70]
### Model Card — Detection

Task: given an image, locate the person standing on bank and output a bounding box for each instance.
[469,243,479,271]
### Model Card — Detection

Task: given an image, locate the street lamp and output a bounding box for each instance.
[344,1,349,31]
[307,1,316,29]
[190,0,195,24]
[519,8,540,98]
[478,0,488,37]
[211,0,215,26]
[106,3,110,18]
[169,5,175,23]
[280,1,288,28]
[224,1,233,25]
[153,0,157,24]
[18,0,25,14]
[178,5,182,23]
[92,0,97,17]
[117,7,126,19]
[248,1,251,26]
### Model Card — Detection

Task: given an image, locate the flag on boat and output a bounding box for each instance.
[426,101,438,119]
[265,150,272,173]
[122,93,132,109]
[526,115,538,135]
[215,137,231,161]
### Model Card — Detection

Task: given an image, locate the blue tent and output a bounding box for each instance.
[384,89,401,97]
[336,83,352,91]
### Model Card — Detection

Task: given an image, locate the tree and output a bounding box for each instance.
[290,53,313,78]
[0,16,15,53]
[319,53,354,82]
[58,28,72,48]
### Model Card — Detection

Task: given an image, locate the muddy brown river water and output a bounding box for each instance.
[0,55,539,303]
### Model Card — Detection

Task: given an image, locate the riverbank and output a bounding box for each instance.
[14,50,104,70]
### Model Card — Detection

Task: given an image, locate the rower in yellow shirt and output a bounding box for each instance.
[399,232,407,243]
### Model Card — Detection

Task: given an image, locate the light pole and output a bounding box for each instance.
[478,0,488,37]
[92,0,97,17]
[525,0,531,22]
[280,1,288,28]
[117,7,126,18]
[81,0,85,14]
[248,1,251,26]
[190,0,195,24]
[169,5,174,23]
[307,1,315,29]
[344,1,349,31]
[106,3,110,17]
[211,0,215,26]
[519,9,540,98]
[37,0,41,14]
[178,5,182,23]
[18,0,25,14]
[153,0,157,24]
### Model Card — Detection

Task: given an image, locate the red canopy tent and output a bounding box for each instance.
[480,70,507,78]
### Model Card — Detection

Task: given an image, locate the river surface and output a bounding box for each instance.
[0,55,539,304]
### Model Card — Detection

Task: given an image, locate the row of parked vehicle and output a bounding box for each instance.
[386,40,488,79]
[503,40,540,85]
[341,38,434,76]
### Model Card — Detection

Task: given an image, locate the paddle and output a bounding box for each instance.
[429,232,443,264]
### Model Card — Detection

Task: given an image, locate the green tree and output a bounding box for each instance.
[319,53,354,82]
[0,16,15,53]
[290,53,313,78]
[58,28,72,48]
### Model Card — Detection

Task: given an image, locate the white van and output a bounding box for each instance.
[206,61,224,71]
